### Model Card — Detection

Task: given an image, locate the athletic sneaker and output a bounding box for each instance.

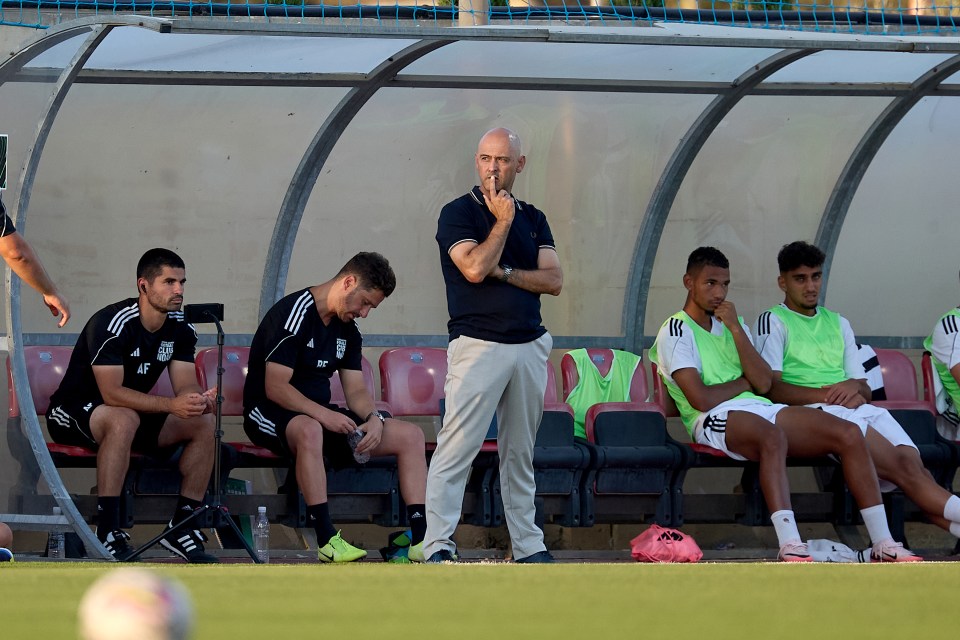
[778,541,814,563]
[407,541,425,563]
[101,529,138,562]
[870,539,922,563]
[160,522,220,564]
[0,547,13,563]
[317,531,367,563]
[425,549,459,563]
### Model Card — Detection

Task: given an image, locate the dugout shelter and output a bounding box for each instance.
[1,17,959,556]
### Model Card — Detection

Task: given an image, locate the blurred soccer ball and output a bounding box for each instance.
[78,567,194,640]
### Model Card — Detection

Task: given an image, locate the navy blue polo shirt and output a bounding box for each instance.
[436,186,555,344]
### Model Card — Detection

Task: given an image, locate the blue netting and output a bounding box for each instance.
[1,0,959,33]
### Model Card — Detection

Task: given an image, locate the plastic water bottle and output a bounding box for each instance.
[254,506,270,564]
[347,429,370,464]
[48,507,65,560]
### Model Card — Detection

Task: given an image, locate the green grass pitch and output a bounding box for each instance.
[0,562,954,639]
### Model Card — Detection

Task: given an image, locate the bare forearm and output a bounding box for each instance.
[767,378,827,405]
[4,238,58,296]
[495,264,563,296]
[455,222,511,283]
[100,387,173,413]
[343,388,375,420]
[731,331,772,394]
[266,381,325,420]
[687,378,752,412]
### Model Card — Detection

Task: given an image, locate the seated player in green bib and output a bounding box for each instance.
[754,241,957,552]
[651,246,919,562]
[925,271,960,440]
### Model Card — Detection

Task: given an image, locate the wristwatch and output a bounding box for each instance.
[366,410,386,425]
[500,266,514,282]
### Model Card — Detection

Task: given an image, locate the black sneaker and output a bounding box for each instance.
[101,529,138,562]
[425,549,459,563]
[160,522,219,564]
[514,550,555,564]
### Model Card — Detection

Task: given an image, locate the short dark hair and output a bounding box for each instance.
[137,248,185,282]
[777,241,825,273]
[686,246,729,276]
[338,252,396,297]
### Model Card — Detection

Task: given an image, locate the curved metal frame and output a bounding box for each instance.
[815,53,960,307]
[3,18,960,552]
[4,22,122,559]
[624,48,814,353]
[259,38,452,318]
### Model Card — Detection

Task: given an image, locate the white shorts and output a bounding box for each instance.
[693,399,788,462]
[809,403,917,451]
[810,403,917,493]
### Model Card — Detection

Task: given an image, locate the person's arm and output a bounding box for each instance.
[448,177,513,283]
[0,232,70,326]
[767,371,868,408]
[820,318,870,406]
[340,368,383,453]
[92,364,206,418]
[715,301,772,395]
[660,321,752,412]
[672,366,753,412]
[489,247,563,296]
[168,359,217,414]
[264,362,356,435]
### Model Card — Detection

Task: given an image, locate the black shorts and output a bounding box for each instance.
[46,398,171,454]
[243,401,357,470]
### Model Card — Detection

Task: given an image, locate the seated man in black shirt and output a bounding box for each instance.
[243,252,427,563]
[46,248,218,562]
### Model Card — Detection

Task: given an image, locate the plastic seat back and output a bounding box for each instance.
[195,346,249,417]
[921,351,937,406]
[8,346,73,417]
[545,361,559,403]
[649,362,680,419]
[379,347,447,416]
[873,348,920,402]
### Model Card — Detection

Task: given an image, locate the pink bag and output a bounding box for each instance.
[630,525,703,563]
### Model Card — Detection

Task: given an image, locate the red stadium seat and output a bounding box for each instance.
[921,351,937,408]
[873,348,925,404]
[8,346,73,418]
[379,347,448,417]
[195,346,249,417]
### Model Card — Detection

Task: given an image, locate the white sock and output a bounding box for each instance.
[771,509,802,547]
[861,504,893,545]
[949,521,960,539]
[943,495,960,523]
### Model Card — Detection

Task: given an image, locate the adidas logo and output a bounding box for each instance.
[130,348,140,357]
[307,338,314,348]
[411,511,423,519]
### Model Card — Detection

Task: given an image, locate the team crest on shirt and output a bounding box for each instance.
[336,338,346,360]
[157,341,175,362]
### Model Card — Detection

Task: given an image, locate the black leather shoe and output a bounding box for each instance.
[514,550,555,564]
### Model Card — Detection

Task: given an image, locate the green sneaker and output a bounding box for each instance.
[407,541,425,563]
[318,531,367,563]
[387,550,412,564]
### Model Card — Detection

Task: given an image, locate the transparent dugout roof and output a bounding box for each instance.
[401,41,780,83]
[6,17,960,350]
[27,28,419,74]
